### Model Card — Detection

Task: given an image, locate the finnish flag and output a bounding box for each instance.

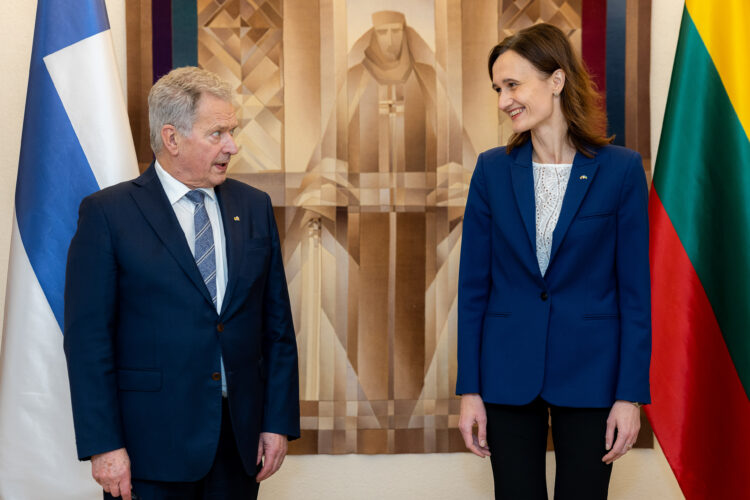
[0,1,138,498]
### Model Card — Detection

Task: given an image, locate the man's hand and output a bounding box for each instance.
[458,393,491,458]
[256,432,288,482]
[602,400,641,464]
[91,448,132,499]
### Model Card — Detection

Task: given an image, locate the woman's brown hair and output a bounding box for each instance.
[488,23,613,157]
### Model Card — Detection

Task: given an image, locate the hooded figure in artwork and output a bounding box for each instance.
[340,11,440,407]
[293,11,463,455]
[362,11,413,84]
[348,10,437,182]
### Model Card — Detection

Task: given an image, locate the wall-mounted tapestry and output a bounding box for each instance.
[126,0,653,454]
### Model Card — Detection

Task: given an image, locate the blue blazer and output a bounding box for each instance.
[63,165,300,481]
[456,141,651,407]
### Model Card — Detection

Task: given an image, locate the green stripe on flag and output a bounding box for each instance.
[172,0,198,68]
[653,8,750,395]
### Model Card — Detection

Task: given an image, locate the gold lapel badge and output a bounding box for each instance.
[579,175,588,180]
[233,216,240,221]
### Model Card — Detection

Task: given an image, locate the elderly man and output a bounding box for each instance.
[64,67,299,499]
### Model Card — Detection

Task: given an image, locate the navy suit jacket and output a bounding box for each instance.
[456,141,651,407]
[63,165,300,481]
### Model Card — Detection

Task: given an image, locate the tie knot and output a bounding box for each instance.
[185,190,205,205]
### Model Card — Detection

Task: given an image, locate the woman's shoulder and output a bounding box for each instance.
[480,145,509,160]
[590,145,647,189]
[591,144,643,166]
[478,145,521,168]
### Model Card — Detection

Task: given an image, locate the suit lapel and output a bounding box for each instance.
[215,182,246,316]
[130,165,215,308]
[510,142,537,259]
[548,152,599,266]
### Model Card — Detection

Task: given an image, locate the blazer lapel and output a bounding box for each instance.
[510,142,537,258]
[548,152,599,266]
[130,165,215,308]
[215,182,246,316]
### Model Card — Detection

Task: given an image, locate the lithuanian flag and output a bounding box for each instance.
[646,1,750,498]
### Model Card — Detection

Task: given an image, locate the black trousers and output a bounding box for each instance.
[104,399,259,500]
[485,397,612,500]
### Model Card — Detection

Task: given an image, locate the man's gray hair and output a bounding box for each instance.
[148,66,234,154]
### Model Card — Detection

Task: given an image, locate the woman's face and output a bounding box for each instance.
[491,50,561,134]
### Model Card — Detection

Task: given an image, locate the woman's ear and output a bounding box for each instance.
[552,68,566,96]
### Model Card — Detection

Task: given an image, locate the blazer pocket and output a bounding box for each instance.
[117,368,162,392]
[583,313,619,320]
[485,311,511,317]
[577,211,614,221]
[245,237,271,250]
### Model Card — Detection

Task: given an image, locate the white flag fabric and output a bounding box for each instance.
[0,1,138,498]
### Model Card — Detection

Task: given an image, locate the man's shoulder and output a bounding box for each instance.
[81,177,139,207]
[219,177,271,204]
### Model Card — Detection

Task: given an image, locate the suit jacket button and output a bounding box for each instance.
[216,323,224,332]
[540,291,549,301]
[211,372,221,381]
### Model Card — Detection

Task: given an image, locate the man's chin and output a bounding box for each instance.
[211,172,228,186]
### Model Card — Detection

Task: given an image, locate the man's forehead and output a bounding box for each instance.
[196,95,236,114]
[195,98,237,127]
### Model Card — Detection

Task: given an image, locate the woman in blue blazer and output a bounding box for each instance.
[456,24,650,499]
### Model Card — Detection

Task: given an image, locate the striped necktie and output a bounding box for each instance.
[185,190,217,306]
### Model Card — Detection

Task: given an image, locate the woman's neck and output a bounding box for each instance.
[530,123,576,164]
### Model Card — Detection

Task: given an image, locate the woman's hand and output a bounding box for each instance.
[458,394,491,458]
[602,400,641,464]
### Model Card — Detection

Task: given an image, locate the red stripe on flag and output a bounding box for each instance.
[582,0,607,95]
[646,189,750,499]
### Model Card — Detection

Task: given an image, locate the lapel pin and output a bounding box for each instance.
[579,175,588,180]
[233,216,240,221]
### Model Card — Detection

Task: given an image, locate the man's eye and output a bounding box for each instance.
[211,131,221,137]
[508,82,518,88]
[229,128,236,137]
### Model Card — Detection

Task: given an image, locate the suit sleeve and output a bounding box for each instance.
[614,152,652,403]
[260,194,301,439]
[63,195,125,459]
[456,153,493,395]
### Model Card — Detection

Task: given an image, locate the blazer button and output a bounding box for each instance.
[540,291,549,301]
[216,323,224,332]
[211,372,221,381]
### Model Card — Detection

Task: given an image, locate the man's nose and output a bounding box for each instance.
[224,134,239,155]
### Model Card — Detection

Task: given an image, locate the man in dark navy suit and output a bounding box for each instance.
[64,67,299,499]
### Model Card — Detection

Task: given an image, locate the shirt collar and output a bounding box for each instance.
[154,160,217,205]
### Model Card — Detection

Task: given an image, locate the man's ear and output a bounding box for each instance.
[161,125,180,156]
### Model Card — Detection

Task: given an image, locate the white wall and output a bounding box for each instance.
[651,0,685,170]
[0,1,686,498]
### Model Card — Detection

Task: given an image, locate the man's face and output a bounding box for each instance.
[169,93,239,189]
[375,22,404,61]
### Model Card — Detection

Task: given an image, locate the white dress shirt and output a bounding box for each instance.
[155,160,229,395]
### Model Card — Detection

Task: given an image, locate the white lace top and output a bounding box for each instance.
[532,161,573,275]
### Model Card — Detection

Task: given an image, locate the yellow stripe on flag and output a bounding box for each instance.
[686,0,750,139]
